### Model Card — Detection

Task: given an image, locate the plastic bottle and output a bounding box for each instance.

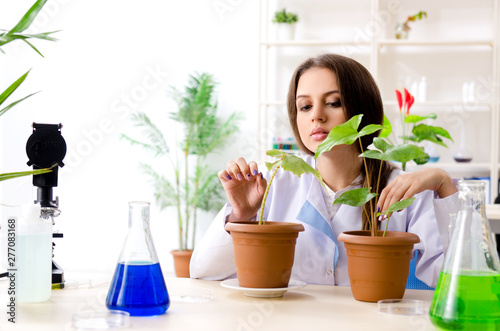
[468,81,475,103]
[16,204,52,302]
[462,82,469,103]
[418,77,427,102]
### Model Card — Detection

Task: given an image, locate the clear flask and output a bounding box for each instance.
[429,180,500,330]
[106,201,170,316]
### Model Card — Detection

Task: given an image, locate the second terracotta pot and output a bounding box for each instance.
[225,221,304,288]
[171,250,193,278]
[338,230,420,302]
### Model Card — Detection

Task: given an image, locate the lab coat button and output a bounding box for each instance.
[327,270,333,276]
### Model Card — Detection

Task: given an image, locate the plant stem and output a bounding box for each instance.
[258,165,280,225]
[358,138,375,234]
[401,109,407,171]
[183,145,190,251]
[382,215,391,237]
[191,157,201,250]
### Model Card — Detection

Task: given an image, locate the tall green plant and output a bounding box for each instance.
[316,114,428,236]
[0,0,59,181]
[122,72,242,250]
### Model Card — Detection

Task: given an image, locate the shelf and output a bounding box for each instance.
[378,39,494,47]
[260,40,371,47]
[383,101,492,112]
[406,162,491,172]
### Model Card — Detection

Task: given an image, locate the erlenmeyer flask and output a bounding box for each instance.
[106,201,170,316]
[429,180,500,329]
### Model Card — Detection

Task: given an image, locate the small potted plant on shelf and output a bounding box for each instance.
[225,150,324,288]
[122,72,241,278]
[272,8,299,41]
[315,114,428,302]
[395,11,427,39]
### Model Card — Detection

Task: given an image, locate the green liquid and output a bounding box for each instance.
[429,271,500,330]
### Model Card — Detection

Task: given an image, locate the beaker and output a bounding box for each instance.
[106,201,170,316]
[429,180,500,330]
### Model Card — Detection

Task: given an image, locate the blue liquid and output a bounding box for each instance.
[106,262,170,316]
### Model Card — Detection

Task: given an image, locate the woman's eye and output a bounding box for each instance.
[299,105,312,111]
[327,101,342,108]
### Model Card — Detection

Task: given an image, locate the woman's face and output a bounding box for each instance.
[295,67,347,153]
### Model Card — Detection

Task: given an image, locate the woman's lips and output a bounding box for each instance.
[311,132,328,141]
[311,128,328,141]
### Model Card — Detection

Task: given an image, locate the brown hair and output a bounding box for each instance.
[287,53,395,230]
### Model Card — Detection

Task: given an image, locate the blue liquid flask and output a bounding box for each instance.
[106,201,170,316]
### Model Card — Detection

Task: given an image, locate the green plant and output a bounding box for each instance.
[272,8,298,24]
[122,72,242,250]
[315,114,428,236]
[401,11,427,32]
[0,0,58,181]
[258,150,324,225]
[382,88,452,171]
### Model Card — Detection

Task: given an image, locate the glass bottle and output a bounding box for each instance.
[429,180,500,330]
[106,201,170,316]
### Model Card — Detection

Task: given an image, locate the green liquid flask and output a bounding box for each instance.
[429,180,500,330]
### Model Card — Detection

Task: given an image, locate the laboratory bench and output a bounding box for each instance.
[0,272,437,331]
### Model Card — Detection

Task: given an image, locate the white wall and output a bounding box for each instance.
[0,0,259,275]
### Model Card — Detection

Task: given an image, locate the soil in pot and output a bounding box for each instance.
[338,230,420,302]
[225,221,304,288]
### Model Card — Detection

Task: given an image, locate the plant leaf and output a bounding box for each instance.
[0,92,39,117]
[379,115,392,138]
[410,124,452,146]
[0,168,52,182]
[266,150,325,190]
[361,138,427,163]
[0,70,31,107]
[333,187,378,207]
[381,198,416,215]
[315,114,383,159]
[9,0,48,34]
[404,113,437,124]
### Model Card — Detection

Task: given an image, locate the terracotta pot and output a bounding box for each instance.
[171,250,193,278]
[225,221,304,288]
[338,230,420,302]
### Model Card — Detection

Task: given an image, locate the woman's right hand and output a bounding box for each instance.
[218,157,268,222]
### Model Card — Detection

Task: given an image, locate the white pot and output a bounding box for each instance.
[275,23,296,41]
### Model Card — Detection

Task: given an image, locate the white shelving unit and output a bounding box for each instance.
[258,0,500,200]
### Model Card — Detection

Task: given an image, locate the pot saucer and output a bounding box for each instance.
[220,279,306,298]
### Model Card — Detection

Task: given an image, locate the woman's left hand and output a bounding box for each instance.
[376,168,457,216]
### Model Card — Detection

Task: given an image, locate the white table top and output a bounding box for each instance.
[0,272,438,331]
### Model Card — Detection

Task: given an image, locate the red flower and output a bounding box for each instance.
[407,95,415,115]
[395,89,403,112]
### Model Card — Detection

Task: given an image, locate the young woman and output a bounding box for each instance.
[190,53,458,287]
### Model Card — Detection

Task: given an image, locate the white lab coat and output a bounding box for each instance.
[190,155,459,287]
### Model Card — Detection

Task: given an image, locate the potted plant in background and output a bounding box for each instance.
[122,72,241,277]
[225,150,323,289]
[0,0,58,182]
[315,114,428,302]
[272,8,299,41]
[395,11,427,39]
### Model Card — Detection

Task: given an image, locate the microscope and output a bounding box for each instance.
[26,123,66,284]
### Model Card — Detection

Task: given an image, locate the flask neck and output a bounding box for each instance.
[128,201,150,229]
[458,181,487,217]
[118,201,159,264]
